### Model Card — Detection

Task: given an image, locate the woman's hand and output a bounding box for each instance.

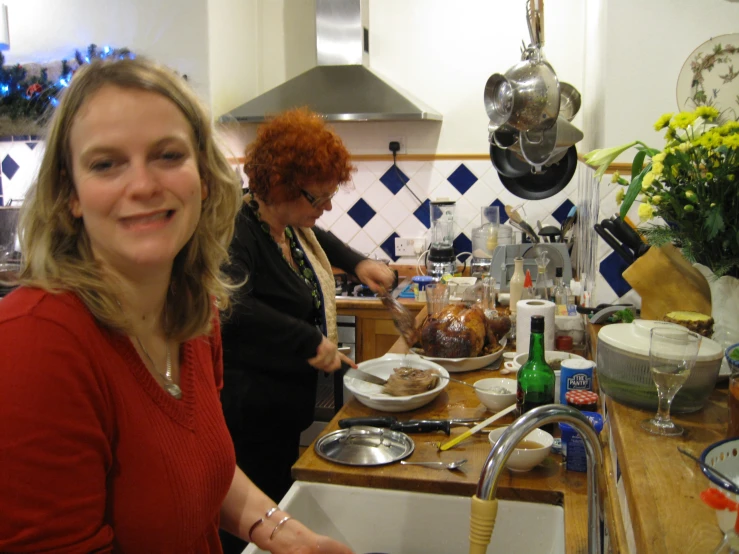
[354,259,395,293]
[260,519,355,554]
[308,336,357,373]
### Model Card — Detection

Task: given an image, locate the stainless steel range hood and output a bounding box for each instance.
[223,0,442,123]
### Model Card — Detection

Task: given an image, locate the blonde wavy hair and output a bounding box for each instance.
[16,57,243,341]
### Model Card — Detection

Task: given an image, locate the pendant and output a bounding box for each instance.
[165,383,183,399]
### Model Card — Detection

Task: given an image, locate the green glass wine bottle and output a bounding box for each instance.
[516,315,556,433]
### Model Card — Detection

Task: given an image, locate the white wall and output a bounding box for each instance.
[603,0,739,158]
[2,0,211,102]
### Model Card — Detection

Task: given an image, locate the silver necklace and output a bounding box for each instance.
[136,336,182,399]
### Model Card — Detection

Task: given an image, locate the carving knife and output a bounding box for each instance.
[344,367,388,387]
[338,416,487,435]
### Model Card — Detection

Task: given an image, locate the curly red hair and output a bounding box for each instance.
[244,107,355,205]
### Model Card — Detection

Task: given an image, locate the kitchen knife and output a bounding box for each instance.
[608,216,651,259]
[594,223,635,265]
[338,416,485,434]
[344,368,388,387]
[439,403,518,451]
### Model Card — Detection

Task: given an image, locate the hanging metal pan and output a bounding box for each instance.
[497,145,578,201]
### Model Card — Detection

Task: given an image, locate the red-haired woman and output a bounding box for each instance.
[220,108,394,552]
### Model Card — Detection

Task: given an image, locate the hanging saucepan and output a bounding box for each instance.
[483,52,560,133]
[487,121,518,149]
[496,145,579,201]
[512,116,585,169]
[489,143,531,179]
[559,82,582,122]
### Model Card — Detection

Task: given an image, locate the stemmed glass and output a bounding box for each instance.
[641,326,702,436]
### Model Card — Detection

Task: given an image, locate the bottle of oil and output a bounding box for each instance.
[516,315,555,433]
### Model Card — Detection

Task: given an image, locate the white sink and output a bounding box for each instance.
[244,481,564,554]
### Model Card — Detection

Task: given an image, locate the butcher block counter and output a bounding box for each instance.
[592,322,728,553]
[293,307,594,554]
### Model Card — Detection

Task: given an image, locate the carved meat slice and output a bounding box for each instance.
[382,367,440,397]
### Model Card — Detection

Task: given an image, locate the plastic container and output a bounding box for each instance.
[597,320,724,413]
[559,358,594,404]
[559,411,604,472]
[555,314,585,345]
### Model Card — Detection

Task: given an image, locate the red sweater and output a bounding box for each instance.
[0,288,236,553]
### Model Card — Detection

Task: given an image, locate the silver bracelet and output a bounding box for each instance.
[247,506,279,542]
[269,516,292,540]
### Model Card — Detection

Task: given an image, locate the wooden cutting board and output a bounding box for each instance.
[622,244,712,320]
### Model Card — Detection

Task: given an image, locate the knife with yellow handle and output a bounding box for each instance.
[438,403,517,451]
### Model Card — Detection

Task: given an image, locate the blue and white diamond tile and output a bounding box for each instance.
[552,198,576,224]
[413,199,432,228]
[447,164,478,195]
[347,198,376,228]
[599,250,633,298]
[490,199,509,224]
[2,155,19,180]
[380,232,400,261]
[332,186,360,212]
[371,246,393,262]
[380,196,412,228]
[0,139,44,202]
[363,181,395,213]
[431,160,464,179]
[453,233,473,261]
[379,165,409,195]
[351,163,379,193]
[406,162,445,198]
[328,213,361,244]
[348,229,377,256]
[395,214,428,239]
[429,180,462,202]
[361,214,393,245]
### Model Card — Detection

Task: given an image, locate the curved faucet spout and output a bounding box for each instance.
[475,404,604,554]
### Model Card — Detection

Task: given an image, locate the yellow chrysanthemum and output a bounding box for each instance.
[724,134,739,149]
[611,171,621,184]
[669,111,698,130]
[652,152,666,163]
[685,190,696,201]
[652,195,662,205]
[695,106,720,120]
[642,172,655,190]
[654,113,674,131]
[651,162,664,176]
[615,188,625,206]
[638,203,656,222]
[677,142,692,153]
[699,132,723,149]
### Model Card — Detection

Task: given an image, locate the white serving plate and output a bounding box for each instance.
[343,353,449,412]
[411,337,507,373]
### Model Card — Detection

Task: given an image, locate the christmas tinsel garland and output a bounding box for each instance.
[0,44,133,135]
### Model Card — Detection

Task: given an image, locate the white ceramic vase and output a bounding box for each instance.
[695,263,739,374]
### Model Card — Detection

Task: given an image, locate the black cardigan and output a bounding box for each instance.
[220,201,365,435]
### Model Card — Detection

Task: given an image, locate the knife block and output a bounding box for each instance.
[622,244,711,320]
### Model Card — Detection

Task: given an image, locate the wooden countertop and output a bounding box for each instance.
[591,321,727,553]
[293,307,592,554]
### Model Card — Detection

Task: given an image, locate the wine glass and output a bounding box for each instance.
[641,326,702,436]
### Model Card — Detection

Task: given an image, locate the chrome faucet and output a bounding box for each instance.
[472,405,604,554]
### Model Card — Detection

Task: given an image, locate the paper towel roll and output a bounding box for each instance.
[515,299,556,354]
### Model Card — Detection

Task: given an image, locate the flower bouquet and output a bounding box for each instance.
[584,107,739,279]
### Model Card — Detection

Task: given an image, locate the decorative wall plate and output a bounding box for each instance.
[676,33,739,117]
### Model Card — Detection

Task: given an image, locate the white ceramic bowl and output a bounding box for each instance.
[488,426,554,473]
[474,378,517,412]
[411,337,507,373]
[343,353,449,413]
[510,350,585,372]
[701,437,739,533]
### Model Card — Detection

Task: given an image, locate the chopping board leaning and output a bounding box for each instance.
[622,244,711,320]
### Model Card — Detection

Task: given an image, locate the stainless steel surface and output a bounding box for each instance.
[223,0,441,123]
[314,426,414,466]
[400,458,467,470]
[559,82,582,122]
[526,0,545,48]
[476,405,604,554]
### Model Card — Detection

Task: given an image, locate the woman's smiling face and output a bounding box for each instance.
[68,85,206,278]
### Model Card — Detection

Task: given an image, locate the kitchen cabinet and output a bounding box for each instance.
[336,299,424,363]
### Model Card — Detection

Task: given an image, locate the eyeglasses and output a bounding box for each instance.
[299,187,339,208]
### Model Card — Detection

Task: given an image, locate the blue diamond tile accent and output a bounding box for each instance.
[346,198,376,228]
[552,198,575,224]
[447,164,477,195]
[26,142,37,150]
[379,165,409,195]
[490,199,509,224]
[453,233,472,262]
[413,199,431,228]
[2,155,19,180]
[380,232,400,261]
[599,251,632,297]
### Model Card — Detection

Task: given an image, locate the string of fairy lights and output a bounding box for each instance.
[0,44,133,123]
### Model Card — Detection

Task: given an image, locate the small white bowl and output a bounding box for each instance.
[474,378,517,412]
[511,350,585,372]
[488,426,554,472]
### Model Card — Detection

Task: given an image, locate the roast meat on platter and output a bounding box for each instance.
[420,304,510,358]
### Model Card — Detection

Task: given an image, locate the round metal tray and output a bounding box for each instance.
[314,426,414,466]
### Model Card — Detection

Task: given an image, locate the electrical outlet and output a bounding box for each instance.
[395,237,423,257]
[388,136,406,155]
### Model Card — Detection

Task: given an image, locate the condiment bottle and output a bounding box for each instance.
[509,257,525,315]
[516,315,556,433]
[521,269,534,300]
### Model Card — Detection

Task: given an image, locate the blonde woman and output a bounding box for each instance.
[0,57,352,554]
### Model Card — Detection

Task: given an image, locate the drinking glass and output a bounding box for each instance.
[641,327,702,436]
[425,284,450,317]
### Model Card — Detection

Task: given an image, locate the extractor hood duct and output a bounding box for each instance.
[224,0,442,123]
